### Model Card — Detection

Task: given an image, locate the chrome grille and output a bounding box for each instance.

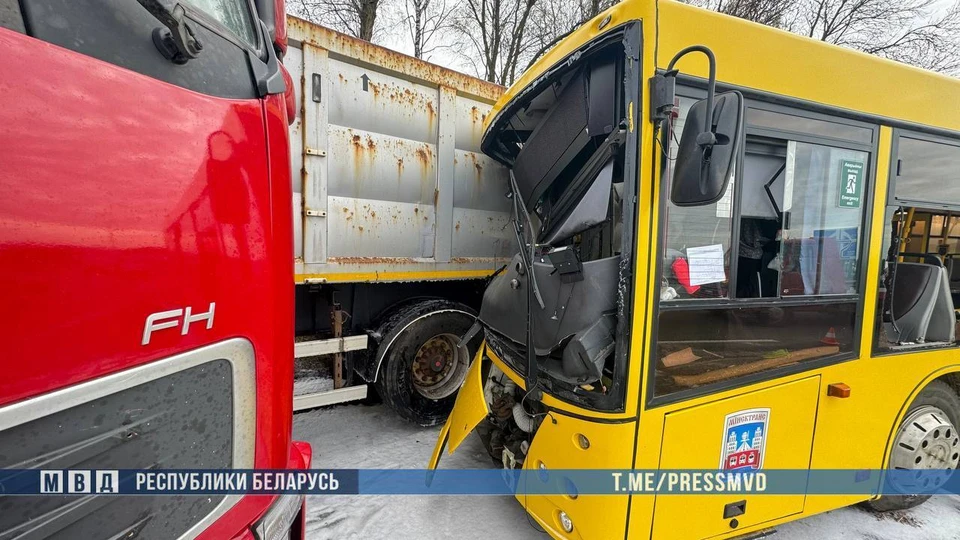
[0,339,257,540]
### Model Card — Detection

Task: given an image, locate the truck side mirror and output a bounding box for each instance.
[254,0,288,57]
[671,91,743,206]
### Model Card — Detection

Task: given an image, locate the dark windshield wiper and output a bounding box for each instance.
[510,171,545,309]
[509,171,543,398]
[136,0,203,64]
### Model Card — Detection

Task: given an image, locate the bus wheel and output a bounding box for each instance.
[865,380,960,512]
[374,300,480,427]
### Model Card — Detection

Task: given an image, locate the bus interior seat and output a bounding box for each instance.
[885,262,956,344]
[927,265,957,342]
[948,257,959,283]
[946,257,960,302]
[780,237,848,295]
[661,248,681,292]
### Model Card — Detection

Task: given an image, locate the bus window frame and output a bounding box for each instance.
[872,129,960,357]
[646,81,881,408]
[886,129,960,210]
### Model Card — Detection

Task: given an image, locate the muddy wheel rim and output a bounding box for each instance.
[410,333,469,400]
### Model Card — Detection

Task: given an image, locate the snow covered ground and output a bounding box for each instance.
[293,403,960,540]
[294,356,335,396]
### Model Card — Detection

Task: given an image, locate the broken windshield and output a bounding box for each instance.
[477,26,640,411]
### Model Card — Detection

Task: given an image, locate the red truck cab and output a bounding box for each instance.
[0,0,308,538]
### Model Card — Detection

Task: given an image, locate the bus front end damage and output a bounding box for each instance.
[430,19,642,475]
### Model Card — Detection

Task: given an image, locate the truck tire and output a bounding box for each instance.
[373,300,481,426]
[864,380,960,512]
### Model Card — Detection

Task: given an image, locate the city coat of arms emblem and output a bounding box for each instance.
[720,408,770,471]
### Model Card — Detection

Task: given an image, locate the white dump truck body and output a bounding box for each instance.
[285,17,513,285]
[283,18,515,414]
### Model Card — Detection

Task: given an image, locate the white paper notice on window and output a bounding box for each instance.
[686,244,726,286]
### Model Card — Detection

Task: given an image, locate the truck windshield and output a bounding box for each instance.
[477,30,638,411]
[189,0,259,47]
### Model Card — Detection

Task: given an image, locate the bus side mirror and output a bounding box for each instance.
[671,91,743,207]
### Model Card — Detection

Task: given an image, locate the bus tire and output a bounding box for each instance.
[373,300,480,427]
[864,380,960,512]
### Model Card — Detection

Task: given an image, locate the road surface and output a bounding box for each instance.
[293,403,960,540]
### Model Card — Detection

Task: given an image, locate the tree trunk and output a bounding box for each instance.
[358,0,379,41]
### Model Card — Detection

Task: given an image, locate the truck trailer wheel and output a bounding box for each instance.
[865,380,960,512]
[373,300,481,426]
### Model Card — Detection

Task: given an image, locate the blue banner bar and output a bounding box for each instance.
[2,469,959,496]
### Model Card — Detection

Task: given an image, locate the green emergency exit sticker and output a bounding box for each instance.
[838,160,864,209]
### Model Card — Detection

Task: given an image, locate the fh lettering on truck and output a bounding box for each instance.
[141,302,216,345]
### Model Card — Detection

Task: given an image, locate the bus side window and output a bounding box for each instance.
[660,95,734,301]
[779,142,867,296]
[735,139,867,299]
[654,103,873,399]
[736,141,785,298]
[876,133,960,352]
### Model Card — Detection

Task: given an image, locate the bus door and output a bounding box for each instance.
[653,378,819,538]
[646,91,876,538]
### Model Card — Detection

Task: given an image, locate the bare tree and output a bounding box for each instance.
[402,0,457,58]
[720,0,792,26]
[451,0,538,84]
[797,0,960,73]
[521,0,618,73]
[289,0,387,41]
[683,0,960,74]
[682,0,796,27]
[453,0,618,85]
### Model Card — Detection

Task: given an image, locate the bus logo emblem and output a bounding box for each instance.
[720,408,770,471]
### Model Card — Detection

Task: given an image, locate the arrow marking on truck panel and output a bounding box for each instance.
[361,73,369,92]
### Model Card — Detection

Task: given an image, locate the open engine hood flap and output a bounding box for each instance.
[428,349,490,469]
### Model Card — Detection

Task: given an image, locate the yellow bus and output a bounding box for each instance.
[428,0,960,538]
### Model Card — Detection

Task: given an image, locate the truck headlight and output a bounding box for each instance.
[254,493,304,540]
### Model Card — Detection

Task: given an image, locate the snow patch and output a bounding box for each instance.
[293,404,960,539]
[295,357,335,396]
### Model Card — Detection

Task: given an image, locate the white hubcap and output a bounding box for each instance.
[889,406,960,493]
